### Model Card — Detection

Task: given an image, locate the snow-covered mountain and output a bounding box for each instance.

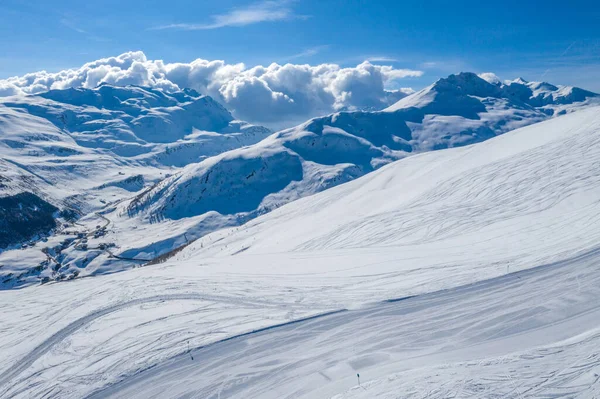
[2,104,600,398]
[0,85,270,254]
[386,72,598,150]
[0,84,270,164]
[127,72,597,230]
[0,73,596,287]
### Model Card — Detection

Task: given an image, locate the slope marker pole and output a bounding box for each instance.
[188,340,194,360]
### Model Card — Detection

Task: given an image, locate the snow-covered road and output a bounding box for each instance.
[90,247,600,398]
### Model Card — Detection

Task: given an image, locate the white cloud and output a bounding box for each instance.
[365,56,399,63]
[0,81,22,97]
[327,61,421,109]
[285,45,330,60]
[60,18,86,34]
[154,0,300,30]
[0,51,423,127]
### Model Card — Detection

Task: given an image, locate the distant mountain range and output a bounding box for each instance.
[133,72,597,220]
[0,73,597,287]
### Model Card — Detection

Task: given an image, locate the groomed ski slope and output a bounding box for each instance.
[91,250,600,399]
[1,106,600,398]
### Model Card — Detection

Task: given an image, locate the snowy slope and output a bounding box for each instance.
[120,73,597,255]
[0,85,271,164]
[386,72,598,150]
[0,74,596,287]
[138,73,598,221]
[0,85,270,260]
[92,257,600,399]
[176,106,600,281]
[0,85,271,214]
[1,106,600,398]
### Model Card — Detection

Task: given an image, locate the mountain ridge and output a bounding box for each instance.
[135,72,597,221]
[0,73,597,287]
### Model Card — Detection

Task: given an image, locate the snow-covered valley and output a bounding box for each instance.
[0,73,596,288]
[1,77,600,399]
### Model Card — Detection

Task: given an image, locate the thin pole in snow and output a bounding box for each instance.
[357,373,360,386]
[188,340,194,361]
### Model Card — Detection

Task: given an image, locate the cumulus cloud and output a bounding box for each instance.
[0,81,22,97]
[0,51,423,127]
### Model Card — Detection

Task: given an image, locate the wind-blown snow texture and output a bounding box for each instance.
[1,106,600,398]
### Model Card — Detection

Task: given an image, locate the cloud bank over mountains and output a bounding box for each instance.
[0,51,422,127]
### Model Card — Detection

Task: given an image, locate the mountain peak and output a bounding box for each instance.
[387,72,597,115]
[432,72,501,97]
[513,77,529,84]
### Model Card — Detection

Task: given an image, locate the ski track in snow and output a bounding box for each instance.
[88,248,600,399]
[0,293,284,396]
[1,107,600,397]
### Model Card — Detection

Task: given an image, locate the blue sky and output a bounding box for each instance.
[0,0,599,92]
